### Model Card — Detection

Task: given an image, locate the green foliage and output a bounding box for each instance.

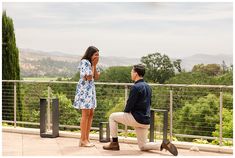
[23,86,54,123]
[166,71,232,85]
[174,92,233,142]
[212,108,233,138]
[166,72,212,84]
[2,11,20,80]
[173,59,182,73]
[55,93,81,126]
[192,64,222,76]
[50,83,76,101]
[2,11,22,121]
[28,91,81,126]
[90,130,98,134]
[146,86,172,110]
[119,132,137,137]
[2,122,12,127]
[174,94,220,138]
[71,72,80,81]
[105,98,125,117]
[211,139,233,146]
[98,66,132,83]
[74,84,125,127]
[193,138,209,144]
[223,92,233,110]
[72,66,132,83]
[141,53,180,83]
[213,72,233,85]
[222,93,233,109]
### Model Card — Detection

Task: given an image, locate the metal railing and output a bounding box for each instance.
[2,80,233,146]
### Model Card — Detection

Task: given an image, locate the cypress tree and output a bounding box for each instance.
[2,11,22,121]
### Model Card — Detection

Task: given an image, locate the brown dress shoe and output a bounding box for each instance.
[160,140,178,156]
[103,142,120,150]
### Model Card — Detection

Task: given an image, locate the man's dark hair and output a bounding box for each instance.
[133,64,145,77]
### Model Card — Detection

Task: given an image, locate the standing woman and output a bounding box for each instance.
[74,46,100,147]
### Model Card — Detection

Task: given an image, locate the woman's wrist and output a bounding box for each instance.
[92,65,96,78]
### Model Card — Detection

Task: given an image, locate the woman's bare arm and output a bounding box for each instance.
[92,65,100,80]
[84,65,100,81]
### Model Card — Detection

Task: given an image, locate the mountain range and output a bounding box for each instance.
[19,48,233,77]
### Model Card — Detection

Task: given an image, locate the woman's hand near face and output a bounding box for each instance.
[91,52,99,66]
[90,52,100,80]
[92,56,99,66]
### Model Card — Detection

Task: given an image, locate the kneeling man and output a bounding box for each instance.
[103,64,178,156]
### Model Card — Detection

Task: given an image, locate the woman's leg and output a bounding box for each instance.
[86,109,94,142]
[80,109,89,144]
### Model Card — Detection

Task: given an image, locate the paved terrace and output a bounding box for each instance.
[2,128,233,156]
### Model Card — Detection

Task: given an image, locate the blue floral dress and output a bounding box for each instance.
[73,59,98,109]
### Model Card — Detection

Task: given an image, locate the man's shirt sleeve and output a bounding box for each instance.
[124,86,138,113]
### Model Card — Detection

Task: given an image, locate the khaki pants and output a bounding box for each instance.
[109,112,161,151]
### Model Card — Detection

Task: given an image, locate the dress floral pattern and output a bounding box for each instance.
[73,59,98,109]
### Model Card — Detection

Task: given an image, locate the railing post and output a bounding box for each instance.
[150,109,168,142]
[150,110,155,142]
[170,89,173,142]
[14,82,17,128]
[163,110,168,141]
[99,122,110,142]
[124,85,128,138]
[219,91,223,146]
[47,86,51,131]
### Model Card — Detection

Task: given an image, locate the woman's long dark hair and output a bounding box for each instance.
[81,46,99,65]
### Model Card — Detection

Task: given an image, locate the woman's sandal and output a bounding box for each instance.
[160,140,178,156]
[79,141,95,147]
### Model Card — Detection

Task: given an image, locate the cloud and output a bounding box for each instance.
[3,2,233,58]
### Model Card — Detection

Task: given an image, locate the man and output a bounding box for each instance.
[103,64,178,156]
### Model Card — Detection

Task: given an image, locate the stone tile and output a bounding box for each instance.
[2,151,22,156]
[2,132,23,156]
[2,132,233,156]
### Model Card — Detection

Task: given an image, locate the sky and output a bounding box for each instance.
[2,2,233,58]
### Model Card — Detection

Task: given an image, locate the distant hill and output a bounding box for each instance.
[180,54,233,71]
[19,48,140,77]
[19,48,233,77]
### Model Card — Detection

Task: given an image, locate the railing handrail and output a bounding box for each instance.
[2,80,233,89]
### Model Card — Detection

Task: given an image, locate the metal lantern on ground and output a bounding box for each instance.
[40,98,59,138]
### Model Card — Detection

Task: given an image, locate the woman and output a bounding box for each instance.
[74,46,100,147]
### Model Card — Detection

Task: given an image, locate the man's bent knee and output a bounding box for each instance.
[109,113,116,121]
[109,112,123,120]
